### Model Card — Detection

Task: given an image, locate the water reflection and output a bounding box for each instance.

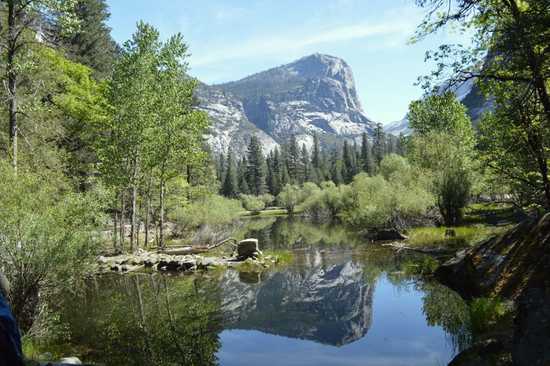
[53,217,471,366]
[220,252,374,346]
[59,274,223,365]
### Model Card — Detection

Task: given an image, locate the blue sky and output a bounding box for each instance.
[105,0,472,123]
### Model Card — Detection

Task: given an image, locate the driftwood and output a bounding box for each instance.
[158,238,238,256]
[381,242,456,255]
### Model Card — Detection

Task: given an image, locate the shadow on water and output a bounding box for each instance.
[52,217,472,366]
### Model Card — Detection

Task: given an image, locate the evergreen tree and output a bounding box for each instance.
[61,0,119,79]
[331,150,344,185]
[246,136,267,195]
[286,135,300,183]
[360,133,375,175]
[301,144,311,183]
[221,149,239,198]
[373,123,386,167]
[311,132,321,170]
[269,148,282,195]
[238,157,250,195]
[342,141,356,183]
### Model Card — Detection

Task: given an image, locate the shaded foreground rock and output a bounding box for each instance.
[436,213,550,366]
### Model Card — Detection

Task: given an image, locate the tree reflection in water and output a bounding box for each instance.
[58,273,223,366]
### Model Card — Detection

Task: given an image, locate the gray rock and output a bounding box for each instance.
[58,357,82,364]
[197,53,376,156]
[237,239,259,260]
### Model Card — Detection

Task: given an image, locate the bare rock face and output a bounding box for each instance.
[197,54,377,154]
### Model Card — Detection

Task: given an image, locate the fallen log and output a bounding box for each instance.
[381,242,456,255]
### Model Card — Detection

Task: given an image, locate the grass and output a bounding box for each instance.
[404,202,518,250]
[406,225,508,249]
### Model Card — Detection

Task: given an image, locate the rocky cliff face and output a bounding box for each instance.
[219,251,374,346]
[197,54,377,155]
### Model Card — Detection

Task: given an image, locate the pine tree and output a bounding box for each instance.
[311,132,321,170]
[342,141,356,183]
[221,149,239,198]
[246,136,267,195]
[301,144,311,183]
[269,148,282,195]
[286,135,300,183]
[61,0,119,79]
[331,149,344,185]
[238,157,250,195]
[373,123,386,166]
[360,132,375,175]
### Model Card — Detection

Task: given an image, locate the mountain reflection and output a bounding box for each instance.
[220,250,374,346]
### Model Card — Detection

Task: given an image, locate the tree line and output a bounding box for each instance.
[217,127,406,199]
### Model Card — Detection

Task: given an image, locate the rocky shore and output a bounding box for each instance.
[436,213,550,366]
[97,239,281,273]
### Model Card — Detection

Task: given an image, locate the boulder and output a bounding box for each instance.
[58,357,82,365]
[237,239,260,260]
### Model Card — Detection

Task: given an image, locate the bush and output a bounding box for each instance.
[258,193,275,207]
[0,162,104,334]
[341,157,434,230]
[171,194,242,229]
[277,184,303,214]
[241,194,266,214]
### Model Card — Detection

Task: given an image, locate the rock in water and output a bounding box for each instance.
[237,239,260,260]
[58,357,82,364]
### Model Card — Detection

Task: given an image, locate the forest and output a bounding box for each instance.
[0,0,548,365]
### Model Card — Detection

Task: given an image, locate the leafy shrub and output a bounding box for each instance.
[277,184,303,214]
[171,194,242,229]
[241,194,266,214]
[0,162,104,334]
[258,193,275,207]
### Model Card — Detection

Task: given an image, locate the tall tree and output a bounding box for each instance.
[286,135,300,183]
[221,149,238,198]
[360,132,375,175]
[1,0,79,170]
[301,143,311,183]
[59,0,118,78]
[246,136,267,195]
[372,123,385,167]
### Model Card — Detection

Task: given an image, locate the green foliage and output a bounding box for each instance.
[0,162,104,333]
[59,0,119,79]
[170,194,242,230]
[408,93,476,226]
[407,225,505,249]
[246,136,267,195]
[277,184,303,214]
[241,194,266,214]
[341,158,434,229]
[403,256,440,276]
[468,297,510,335]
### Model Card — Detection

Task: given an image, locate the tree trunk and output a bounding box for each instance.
[145,192,151,249]
[130,159,139,251]
[120,192,126,252]
[159,179,165,250]
[7,1,18,171]
[113,210,118,251]
[130,183,137,252]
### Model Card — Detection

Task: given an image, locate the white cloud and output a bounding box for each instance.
[191,17,419,67]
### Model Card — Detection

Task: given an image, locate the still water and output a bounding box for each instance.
[56,217,471,366]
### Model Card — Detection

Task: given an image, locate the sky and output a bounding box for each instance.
[105,0,472,124]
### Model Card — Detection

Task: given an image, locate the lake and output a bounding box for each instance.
[55,217,471,366]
